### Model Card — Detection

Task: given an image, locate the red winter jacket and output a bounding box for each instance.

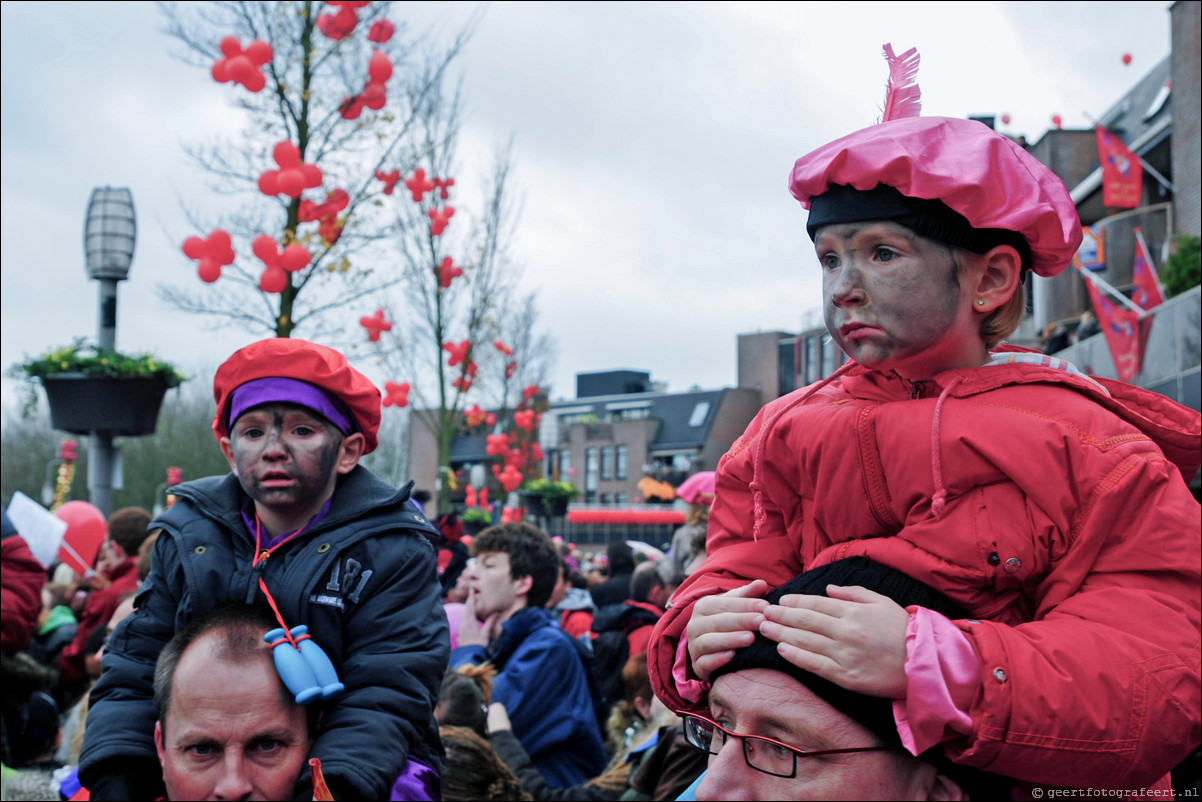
[1,532,45,655]
[648,351,1201,790]
[58,556,140,686]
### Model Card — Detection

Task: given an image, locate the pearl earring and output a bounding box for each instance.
[977,298,986,306]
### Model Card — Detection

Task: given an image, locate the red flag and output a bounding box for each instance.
[1082,272,1150,382]
[1131,228,1164,311]
[1096,125,1142,209]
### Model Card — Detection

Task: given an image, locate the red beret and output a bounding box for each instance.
[212,338,381,453]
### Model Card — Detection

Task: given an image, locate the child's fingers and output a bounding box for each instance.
[692,649,737,681]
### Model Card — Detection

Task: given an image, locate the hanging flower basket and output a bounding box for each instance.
[41,374,173,436]
[13,340,184,436]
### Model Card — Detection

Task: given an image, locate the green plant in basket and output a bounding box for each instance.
[521,477,579,500]
[462,508,493,525]
[11,338,186,415]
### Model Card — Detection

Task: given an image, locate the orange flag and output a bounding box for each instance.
[311,757,334,801]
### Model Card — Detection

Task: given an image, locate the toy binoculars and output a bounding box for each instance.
[264,625,345,706]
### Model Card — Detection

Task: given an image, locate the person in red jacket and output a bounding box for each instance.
[2,506,46,656]
[57,507,151,690]
[648,46,1201,796]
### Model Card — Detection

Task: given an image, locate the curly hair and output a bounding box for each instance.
[471,522,560,609]
[440,726,530,801]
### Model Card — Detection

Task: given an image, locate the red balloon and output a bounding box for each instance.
[54,500,107,575]
[1001,114,1011,125]
[219,36,242,58]
[198,260,222,283]
[273,141,300,168]
[1052,114,1063,129]
[245,40,272,65]
[368,51,393,83]
[362,82,387,110]
[1122,53,1132,65]
[368,20,395,43]
[276,171,304,199]
[252,234,279,263]
[260,267,287,294]
[279,244,310,272]
[183,236,207,259]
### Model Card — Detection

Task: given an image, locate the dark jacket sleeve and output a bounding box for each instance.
[309,534,450,799]
[489,729,619,802]
[1,531,45,656]
[77,534,183,795]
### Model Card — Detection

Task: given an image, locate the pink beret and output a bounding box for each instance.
[789,116,1082,277]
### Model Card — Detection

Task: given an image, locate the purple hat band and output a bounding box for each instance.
[227,378,357,436]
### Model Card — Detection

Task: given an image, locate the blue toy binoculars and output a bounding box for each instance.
[264,625,345,706]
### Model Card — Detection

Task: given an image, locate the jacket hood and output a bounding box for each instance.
[555,587,597,614]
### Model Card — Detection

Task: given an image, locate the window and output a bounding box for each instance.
[688,402,710,428]
[585,447,599,493]
[615,491,628,506]
[558,450,571,482]
[616,445,628,480]
[600,493,612,505]
[600,446,614,480]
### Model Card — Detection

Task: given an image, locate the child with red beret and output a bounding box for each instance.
[649,48,1201,796]
[80,338,449,800]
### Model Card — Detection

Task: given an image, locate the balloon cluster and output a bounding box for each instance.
[464,485,490,509]
[183,229,236,283]
[340,50,393,119]
[359,309,392,342]
[298,190,349,246]
[376,169,401,195]
[259,141,323,199]
[405,169,436,202]
[383,381,411,408]
[316,0,369,40]
[211,37,272,92]
[253,235,310,294]
[437,256,463,289]
[428,206,455,236]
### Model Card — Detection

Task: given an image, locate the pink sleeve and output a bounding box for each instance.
[892,606,980,755]
[672,631,710,705]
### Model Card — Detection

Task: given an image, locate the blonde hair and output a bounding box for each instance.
[685,501,710,528]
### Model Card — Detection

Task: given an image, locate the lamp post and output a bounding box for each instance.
[84,187,137,516]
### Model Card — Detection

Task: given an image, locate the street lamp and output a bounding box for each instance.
[84,187,137,349]
[84,187,136,514]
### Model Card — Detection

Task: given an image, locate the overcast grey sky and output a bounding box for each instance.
[0,1,1173,418]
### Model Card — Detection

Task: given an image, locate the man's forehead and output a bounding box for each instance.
[710,669,845,747]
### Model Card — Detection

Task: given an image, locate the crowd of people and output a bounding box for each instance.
[2,42,1200,802]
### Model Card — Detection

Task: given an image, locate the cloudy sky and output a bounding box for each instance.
[0,1,1173,417]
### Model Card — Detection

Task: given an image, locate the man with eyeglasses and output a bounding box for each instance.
[679,558,996,800]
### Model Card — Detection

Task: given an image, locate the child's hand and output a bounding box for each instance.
[456,589,498,649]
[759,584,910,698]
[686,579,771,681]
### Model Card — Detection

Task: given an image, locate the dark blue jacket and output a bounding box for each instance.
[79,467,449,799]
[451,606,607,788]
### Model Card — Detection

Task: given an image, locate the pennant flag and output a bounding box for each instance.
[1081,270,1150,382]
[310,757,333,801]
[1131,228,1165,311]
[1095,125,1142,209]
